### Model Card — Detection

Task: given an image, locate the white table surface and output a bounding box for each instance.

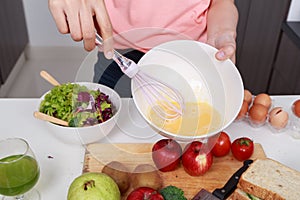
[0,97,300,199]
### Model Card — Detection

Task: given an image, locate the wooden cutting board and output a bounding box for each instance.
[83,143,266,199]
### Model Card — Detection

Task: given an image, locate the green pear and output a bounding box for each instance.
[67,172,121,200]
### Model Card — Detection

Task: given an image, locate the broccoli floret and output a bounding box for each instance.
[159,185,187,200]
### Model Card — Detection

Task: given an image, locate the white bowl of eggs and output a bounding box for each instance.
[131,40,244,141]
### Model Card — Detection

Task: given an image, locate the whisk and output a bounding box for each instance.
[95,33,184,120]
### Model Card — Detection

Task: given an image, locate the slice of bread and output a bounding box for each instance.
[228,188,261,200]
[237,158,300,200]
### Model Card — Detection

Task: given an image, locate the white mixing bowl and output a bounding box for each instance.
[132,40,244,141]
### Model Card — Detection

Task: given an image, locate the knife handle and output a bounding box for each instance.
[212,159,253,200]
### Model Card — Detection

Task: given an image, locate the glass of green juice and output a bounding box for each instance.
[0,138,40,200]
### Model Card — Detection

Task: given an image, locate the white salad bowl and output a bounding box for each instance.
[132,40,244,141]
[38,82,122,145]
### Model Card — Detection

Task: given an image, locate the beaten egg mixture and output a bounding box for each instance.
[148,102,222,136]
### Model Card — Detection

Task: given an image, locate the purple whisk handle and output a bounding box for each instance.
[95,32,139,78]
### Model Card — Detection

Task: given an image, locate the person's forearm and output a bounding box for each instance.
[207,0,238,40]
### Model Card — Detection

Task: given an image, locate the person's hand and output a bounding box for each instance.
[48,0,114,58]
[206,30,236,63]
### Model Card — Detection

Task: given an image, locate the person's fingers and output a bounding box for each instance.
[48,0,69,34]
[206,36,216,48]
[93,1,114,59]
[65,3,82,41]
[209,33,236,63]
[231,54,236,64]
[215,44,235,61]
[80,4,96,51]
[49,0,109,52]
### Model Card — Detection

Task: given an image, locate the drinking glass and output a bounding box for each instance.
[0,138,40,200]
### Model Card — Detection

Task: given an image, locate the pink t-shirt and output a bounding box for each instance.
[104,0,211,52]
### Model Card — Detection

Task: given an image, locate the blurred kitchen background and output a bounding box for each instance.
[0,0,300,98]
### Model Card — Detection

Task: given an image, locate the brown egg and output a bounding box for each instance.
[244,89,253,105]
[236,100,249,120]
[292,99,300,118]
[248,104,268,125]
[269,107,289,130]
[253,93,272,109]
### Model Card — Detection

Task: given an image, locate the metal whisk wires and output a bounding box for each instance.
[95,33,184,120]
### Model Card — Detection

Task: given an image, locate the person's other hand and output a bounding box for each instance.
[207,30,236,63]
[48,0,113,58]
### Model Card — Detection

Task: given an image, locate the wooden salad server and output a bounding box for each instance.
[40,70,61,86]
[33,111,69,127]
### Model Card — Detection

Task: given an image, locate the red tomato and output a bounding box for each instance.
[210,131,231,157]
[231,137,254,161]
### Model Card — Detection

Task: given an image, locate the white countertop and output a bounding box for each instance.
[0,97,300,199]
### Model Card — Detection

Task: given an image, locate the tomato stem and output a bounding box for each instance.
[239,139,251,146]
